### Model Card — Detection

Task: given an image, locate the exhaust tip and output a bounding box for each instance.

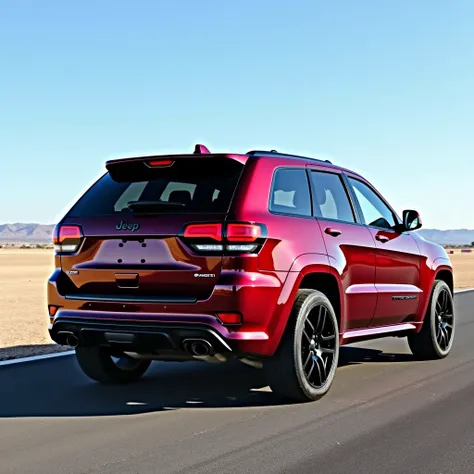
[66,335,78,347]
[191,341,210,356]
[183,339,213,357]
[57,331,79,347]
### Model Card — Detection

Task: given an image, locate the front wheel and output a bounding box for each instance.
[75,346,151,384]
[263,289,340,402]
[408,280,455,360]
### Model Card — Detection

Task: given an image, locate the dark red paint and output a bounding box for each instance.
[48,148,453,358]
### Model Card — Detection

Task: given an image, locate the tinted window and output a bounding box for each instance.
[348,178,397,229]
[270,169,311,217]
[67,160,243,216]
[310,171,355,223]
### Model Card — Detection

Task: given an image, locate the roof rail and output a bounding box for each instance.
[246,149,332,164]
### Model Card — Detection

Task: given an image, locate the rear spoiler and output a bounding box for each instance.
[105,145,248,182]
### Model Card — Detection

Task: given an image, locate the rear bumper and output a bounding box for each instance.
[47,268,292,357]
[49,312,268,355]
[50,317,235,355]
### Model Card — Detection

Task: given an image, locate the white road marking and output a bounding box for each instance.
[0,350,74,367]
[453,288,474,294]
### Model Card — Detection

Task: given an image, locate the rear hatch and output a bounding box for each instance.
[56,154,247,303]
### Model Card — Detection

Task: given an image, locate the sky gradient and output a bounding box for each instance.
[0,0,472,228]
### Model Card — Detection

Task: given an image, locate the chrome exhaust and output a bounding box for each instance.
[183,339,213,357]
[59,332,79,348]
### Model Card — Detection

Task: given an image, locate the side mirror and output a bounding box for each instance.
[402,210,422,231]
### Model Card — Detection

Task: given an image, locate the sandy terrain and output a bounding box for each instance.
[0,249,70,361]
[0,248,473,361]
[448,252,474,289]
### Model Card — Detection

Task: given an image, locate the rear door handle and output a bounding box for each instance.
[375,235,389,243]
[325,227,341,237]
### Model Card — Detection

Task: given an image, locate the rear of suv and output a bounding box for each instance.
[48,145,455,401]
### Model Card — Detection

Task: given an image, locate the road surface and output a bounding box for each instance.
[1,292,473,474]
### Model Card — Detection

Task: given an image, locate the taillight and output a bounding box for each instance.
[226,223,262,251]
[226,223,261,242]
[182,222,266,254]
[226,243,259,252]
[184,223,223,241]
[53,225,83,253]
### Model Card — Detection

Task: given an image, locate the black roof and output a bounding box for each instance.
[246,149,332,165]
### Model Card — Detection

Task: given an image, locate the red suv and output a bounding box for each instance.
[48,145,455,402]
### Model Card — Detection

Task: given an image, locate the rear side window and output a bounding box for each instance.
[269,169,311,217]
[67,159,244,216]
[310,171,355,223]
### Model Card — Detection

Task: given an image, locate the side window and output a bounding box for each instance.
[270,169,311,217]
[348,178,396,229]
[310,171,355,223]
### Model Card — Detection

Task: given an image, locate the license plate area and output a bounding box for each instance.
[115,273,139,288]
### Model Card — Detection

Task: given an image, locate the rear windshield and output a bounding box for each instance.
[67,159,244,217]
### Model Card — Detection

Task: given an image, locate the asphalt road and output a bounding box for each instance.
[1,292,473,474]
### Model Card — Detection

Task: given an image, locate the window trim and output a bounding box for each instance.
[345,174,402,232]
[268,166,314,219]
[307,169,360,225]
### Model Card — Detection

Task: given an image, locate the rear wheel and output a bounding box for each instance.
[75,346,151,384]
[408,280,455,359]
[264,289,339,402]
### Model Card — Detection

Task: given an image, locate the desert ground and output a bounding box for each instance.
[0,248,473,361]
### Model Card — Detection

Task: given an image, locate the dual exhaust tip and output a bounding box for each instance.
[58,331,79,348]
[183,339,213,357]
[60,332,213,357]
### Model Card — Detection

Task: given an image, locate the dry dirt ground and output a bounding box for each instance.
[0,248,473,361]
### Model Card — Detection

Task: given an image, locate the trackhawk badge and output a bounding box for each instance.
[194,273,216,278]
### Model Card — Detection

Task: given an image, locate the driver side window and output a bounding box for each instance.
[348,177,396,230]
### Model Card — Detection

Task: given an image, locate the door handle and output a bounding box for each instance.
[375,235,389,243]
[325,227,341,237]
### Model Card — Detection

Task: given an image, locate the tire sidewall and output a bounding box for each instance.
[76,346,151,384]
[429,281,455,358]
[293,292,340,399]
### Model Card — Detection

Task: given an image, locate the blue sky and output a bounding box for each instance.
[0,0,472,228]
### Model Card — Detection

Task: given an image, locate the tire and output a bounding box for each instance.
[75,346,151,384]
[264,289,340,402]
[407,280,455,360]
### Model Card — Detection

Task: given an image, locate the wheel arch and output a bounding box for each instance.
[415,259,454,330]
[265,254,345,356]
[278,254,343,330]
[298,272,342,331]
[435,268,454,295]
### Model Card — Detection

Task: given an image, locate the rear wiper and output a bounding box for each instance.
[127,200,186,213]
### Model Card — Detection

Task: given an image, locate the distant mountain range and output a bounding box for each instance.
[1,223,474,246]
[0,223,55,243]
[417,229,474,246]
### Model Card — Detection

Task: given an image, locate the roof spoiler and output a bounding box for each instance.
[105,145,247,182]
